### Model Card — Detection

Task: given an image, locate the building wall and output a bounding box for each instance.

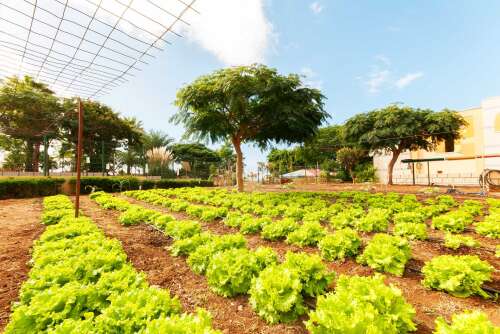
[373,96,500,185]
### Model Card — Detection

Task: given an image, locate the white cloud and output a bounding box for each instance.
[310,2,324,14]
[360,55,423,94]
[301,66,323,90]
[185,0,274,65]
[395,72,424,89]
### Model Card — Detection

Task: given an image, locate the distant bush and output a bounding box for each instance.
[0,177,65,199]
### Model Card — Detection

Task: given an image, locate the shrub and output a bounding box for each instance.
[285,221,326,247]
[357,234,412,276]
[282,252,335,297]
[0,177,64,199]
[305,274,416,334]
[318,228,362,262]
[393,222,428,241]
[261,218,299,241]
[433,310,499,334]
[421,255,493,298]
[249,265,306,324]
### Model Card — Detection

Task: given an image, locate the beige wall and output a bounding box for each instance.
[373,96,500,185]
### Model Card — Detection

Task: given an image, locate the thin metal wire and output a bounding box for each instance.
[0,0,197,98]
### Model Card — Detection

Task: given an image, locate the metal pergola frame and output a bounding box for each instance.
[0,0,198,216]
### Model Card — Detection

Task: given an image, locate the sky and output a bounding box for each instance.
[3,0,500,174]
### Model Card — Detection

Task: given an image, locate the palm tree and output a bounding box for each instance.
[122,117,145,174]
[143,130,174,151]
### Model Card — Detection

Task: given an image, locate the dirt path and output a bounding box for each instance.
[122,195,500,332]
[79,196,306,334]
[0,198,43,331]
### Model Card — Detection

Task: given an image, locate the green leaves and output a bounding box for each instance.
[443,233,479,250]
[393,222,428,241]
[432,210,474,233]
[434,310,499,334]
[306,274,417,334]
[249,265,306,324]
[261,218,299,240]
[421,255,493,298]
[285,221,326,246]
[357,234,412,276]
[319,228,362,262]
[164,220,202,240]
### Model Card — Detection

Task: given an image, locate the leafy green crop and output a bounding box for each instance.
[139,309,222,334]
[249,265,306,324]
[393,222,428,240]
[118,205,157,226]
[261,218,299,240]
[475,215,500,239]
[187,234,247,274]
[164,220,202,240]
[421,255,493,298]
[354,208,390,232]
[285,221,326,246]
[282,252,334,297]
[357,234,412,276]
[329,207,364,229]
[169,232,213,256]
[431,210,473,233]
[393,211,425,225]
[306,274,417,333]
[223,212,253,228]
[433,310,499,334]
[318,228,361,262]
[240,216,271,234]
[443,233,479,250]
[206,248,264,297]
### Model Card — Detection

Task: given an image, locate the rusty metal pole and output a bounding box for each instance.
[75,98,83,217]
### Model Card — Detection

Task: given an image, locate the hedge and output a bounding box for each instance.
[0,177,213,199]
[67,177,213,194]
[0,177,65,199]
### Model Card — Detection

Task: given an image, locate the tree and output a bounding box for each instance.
[173,64,328,191]
[343,105,466,185]
[336,147,366,182]
[143,130,174,151]
[0,76,63,171]
[171,143,221,179]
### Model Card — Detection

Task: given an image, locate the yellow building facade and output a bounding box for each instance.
[373,96,500,185]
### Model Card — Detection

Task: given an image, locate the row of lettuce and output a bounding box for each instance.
[122,189,497,298]
[151,187,500,240]
[90,191,499,333]
[5,194,220,333]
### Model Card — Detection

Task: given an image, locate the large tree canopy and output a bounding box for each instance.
[343,104,466,184]
[173,64,328,191]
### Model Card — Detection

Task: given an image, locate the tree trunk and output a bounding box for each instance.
[387,148,402,185]
[231,137,244,192]
[24,140,34,172]
[33,141,41,173]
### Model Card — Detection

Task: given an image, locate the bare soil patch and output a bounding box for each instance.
[0,198,43,331]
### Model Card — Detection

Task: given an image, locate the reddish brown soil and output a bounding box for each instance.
[0,198,44,331]
[79,196,306,334]
[122,195,500,333]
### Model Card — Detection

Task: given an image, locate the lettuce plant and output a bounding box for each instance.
[318,228,361,262]
[306,274,417,334]
[354,208,390,232]
[261,218,299,240]
[421,255,493,298]
[357,234,412,276]
[433,310,499,334]
[443,233,479,250]
[164,220,202,240]
[475,216,500,239]
[249,265,306,324]
[285,221,326,247]
[393,222,428,241]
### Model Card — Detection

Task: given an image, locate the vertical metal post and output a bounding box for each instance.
[101,140,105,176]
[411,162,415,185]
[75,98,83,218]
[427,161,430,186]
[43,135,49,176]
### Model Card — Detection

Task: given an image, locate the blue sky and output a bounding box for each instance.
[100,0,500,173]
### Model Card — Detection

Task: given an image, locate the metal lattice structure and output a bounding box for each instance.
[0,0,198,98]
